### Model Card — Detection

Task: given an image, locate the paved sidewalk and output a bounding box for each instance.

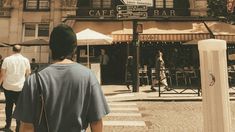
[0,85,234,132]
[103,85,200,102]
[102,85,235,132]
[102,85,235,101]
[0,85,234,102]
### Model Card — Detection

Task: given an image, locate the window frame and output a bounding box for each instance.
[24,0,50,11]
[78,0,112,8]
[38,23,50,37]
[155,0,174,8]
[23,23,50,40]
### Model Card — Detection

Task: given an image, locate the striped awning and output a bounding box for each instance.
[110,21,211,42]
[215,35,235,43]
[205,21,235,43]
[111,33,210,42]
[72,21,235,43]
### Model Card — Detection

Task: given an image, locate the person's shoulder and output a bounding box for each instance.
[72,63,92,73]
[25,73,37,85]
[71,63,95,77]
[21,55,30,61]
[2,56,11,62]
[43,63,90,72]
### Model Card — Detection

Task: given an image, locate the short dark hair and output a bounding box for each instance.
[49,24,77,60]
[31,58,36,62]
[13,45,21,53]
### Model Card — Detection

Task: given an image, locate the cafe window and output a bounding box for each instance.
[24,23,49,38]
[103,0,112,8]
[38,24,49,36]
[77,0,111,8]
[24,0,50,11]
[155,0,173,8]
[25,24,36,37]
[77,0,91,7]
[173,0,190,9]
[93,0,111,8]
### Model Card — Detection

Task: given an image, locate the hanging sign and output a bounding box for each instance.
[116,5,148,19]
[121,0,153,7]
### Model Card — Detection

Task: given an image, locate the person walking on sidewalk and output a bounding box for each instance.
[99,49,109,84]
[126,56,134,89]
[0,45,31,132]
[13,24,110,132]
[151,50,170,91]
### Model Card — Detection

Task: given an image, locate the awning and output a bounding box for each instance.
[72,21,235,43]
[205,21,235,43]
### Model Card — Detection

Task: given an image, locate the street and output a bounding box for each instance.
[0,85,235,132]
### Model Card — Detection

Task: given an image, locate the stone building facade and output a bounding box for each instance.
[0,0,77,62]
[0,0,208,63]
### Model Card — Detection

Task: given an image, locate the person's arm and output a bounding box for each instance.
[90,119,103,132]
[25,68,31,77]
[26,60,31,76]
[0,69,6,85]
[19,121,34,132]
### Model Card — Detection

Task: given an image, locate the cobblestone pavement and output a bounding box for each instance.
[0,85,235,132]
[101,85,235,132]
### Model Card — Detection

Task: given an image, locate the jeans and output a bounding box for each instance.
[3,89,21,131]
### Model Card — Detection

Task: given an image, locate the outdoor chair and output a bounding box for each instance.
[151,68,157,85]
[139,68,149,85]
[187,70,197,85]
[175,69,187,86]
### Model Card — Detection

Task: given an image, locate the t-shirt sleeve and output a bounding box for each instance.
[87,72,110,122]
[13,76,36,123]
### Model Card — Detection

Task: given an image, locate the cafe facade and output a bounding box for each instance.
[70,0,235,84]
[0,0,235,84]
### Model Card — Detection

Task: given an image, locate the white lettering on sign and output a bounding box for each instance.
[122,0,153,6]
[89,10,115,17]
[153,10,176,16]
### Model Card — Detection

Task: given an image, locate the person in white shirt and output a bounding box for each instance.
[0,45,31,132]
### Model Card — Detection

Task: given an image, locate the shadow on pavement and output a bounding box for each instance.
[104,89,131,96]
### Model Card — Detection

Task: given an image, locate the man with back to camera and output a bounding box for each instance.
[0,45,31,132]
[13,24,110,132]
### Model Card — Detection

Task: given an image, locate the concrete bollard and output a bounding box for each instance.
[198,39,231,132]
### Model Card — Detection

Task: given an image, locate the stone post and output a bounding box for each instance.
[198,39,231,132]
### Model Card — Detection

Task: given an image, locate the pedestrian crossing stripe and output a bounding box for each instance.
[0,120,16,127]
[103,121,146,126]
[110,107,139,111]
[108,102,137,106]
[0,114,4,117]
[107,112,141,117]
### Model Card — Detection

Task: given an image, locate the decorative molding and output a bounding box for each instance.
[2,0,13,8]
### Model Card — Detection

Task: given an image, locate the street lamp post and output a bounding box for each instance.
[132,20,140,92]
[116,4,147,92]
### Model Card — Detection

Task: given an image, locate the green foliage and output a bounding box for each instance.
[207,0,227,17]
[207,0,235,24]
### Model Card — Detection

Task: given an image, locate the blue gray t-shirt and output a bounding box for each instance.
[13,63,110,132]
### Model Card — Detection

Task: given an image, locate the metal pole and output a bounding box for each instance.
[87,44,90,68]
[39,46,42,63]
[158,58,161,97]
[132,20,140,92]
